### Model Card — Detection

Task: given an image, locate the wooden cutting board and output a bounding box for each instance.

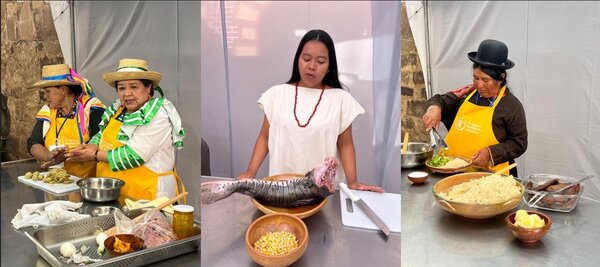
[18,172,81,195]
[339,190,401,233]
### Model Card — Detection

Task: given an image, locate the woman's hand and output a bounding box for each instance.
[237,172,256,180]
[66,144,98,162]
[349,181,385,193]
[40,147,67,168]
[422,105,442,131]
[472,147,492,167]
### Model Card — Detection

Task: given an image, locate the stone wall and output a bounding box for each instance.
[400,2,428,143]
[1,0,64,161]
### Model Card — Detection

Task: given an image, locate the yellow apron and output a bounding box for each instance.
[96,108,185,201]
[44,109,96,178]
[445,86,510,174]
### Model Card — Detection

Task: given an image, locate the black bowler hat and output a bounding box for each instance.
[468,39,515,70]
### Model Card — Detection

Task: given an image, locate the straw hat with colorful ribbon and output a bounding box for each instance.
[31,63,97,103]
[102,58,164,96]
[31,64,80,88]
[32,64,103,137]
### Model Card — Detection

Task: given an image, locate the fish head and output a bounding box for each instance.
[309,157,338,193]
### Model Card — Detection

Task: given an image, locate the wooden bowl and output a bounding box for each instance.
[432,172,524,219]
[251,174,327,219]
[245,213,308,267]
[425,155,472,174]
[505,210,552,243]
[407,171,429,185]
[104,234,144,257]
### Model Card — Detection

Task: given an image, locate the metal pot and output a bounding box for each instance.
[76,177,125,202]
[401,142,434,168]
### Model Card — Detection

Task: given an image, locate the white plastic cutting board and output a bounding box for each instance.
[18,171,81,195]
[339,189,401,233]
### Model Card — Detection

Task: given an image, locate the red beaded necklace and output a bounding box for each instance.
[294,82,325,128]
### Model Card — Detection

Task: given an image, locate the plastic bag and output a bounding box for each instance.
[132,210,176,248]
[114,210,135,234]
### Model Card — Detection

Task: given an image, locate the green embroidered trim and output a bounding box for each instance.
[174,140,184,148]
[107,145,145,171]
[116,134,129,142]
[154,86,165,97]
[89,132,101,145]
[90,103,119,145]
[121,98,164,126]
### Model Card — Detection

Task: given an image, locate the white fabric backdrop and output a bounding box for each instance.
[418,1,600,199]
[54,1,202,205]
[200,1,401,192]
[48,1,73,67]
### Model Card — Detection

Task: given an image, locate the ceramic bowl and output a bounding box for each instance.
[425,155,472,174]
[251,174,327,219]
[245,213,308,267]
[104,234,144,257]
[505,210,552,243]
[407,171,429,185]
[432,172,524,219]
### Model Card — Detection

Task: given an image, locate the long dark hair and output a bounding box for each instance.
[472,63,507,87]
[287,29,343,89]
[66,85,83,96]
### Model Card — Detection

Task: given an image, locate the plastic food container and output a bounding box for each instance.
[522,174,584,212]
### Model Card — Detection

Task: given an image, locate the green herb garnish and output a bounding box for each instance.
[429,155,452,167]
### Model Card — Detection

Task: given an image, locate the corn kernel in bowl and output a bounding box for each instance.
[253,231,299,256]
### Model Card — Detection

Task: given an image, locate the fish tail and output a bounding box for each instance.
[200,181,238,205]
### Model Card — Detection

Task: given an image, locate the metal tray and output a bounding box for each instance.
[24,209,200,267]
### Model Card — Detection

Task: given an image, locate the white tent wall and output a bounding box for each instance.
[410,1,600,198]
[56,1,202,205]
[48,1,73,67]
[200,1,401,192]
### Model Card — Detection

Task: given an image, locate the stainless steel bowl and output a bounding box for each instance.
[76,177,125,202]
[91,206,121,217]
[401,142,434,168]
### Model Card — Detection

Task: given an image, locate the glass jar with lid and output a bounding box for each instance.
[172,204,195,239]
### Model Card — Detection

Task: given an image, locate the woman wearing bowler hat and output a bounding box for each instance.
[422,39,527,176]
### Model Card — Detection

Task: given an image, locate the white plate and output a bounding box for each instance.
[18,171,81,195]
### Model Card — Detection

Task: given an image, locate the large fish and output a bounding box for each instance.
[201,157,338,207]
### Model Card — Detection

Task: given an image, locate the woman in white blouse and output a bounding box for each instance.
[238,29,384,192]
[67,58,186,200]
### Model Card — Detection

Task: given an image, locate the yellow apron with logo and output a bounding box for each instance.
[96,108,185,201]
[44,109,96,178]
[445,86,510,174]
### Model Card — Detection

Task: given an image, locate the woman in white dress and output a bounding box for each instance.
[238,29,384,192]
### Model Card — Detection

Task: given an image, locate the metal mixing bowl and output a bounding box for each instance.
[401,142,434,168]
[76,177,125,202]
[91,206,121,217]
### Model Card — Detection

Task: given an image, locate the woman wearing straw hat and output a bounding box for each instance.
[27,64,105,178]
[422,39,527,176]
[67,58,186,200]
